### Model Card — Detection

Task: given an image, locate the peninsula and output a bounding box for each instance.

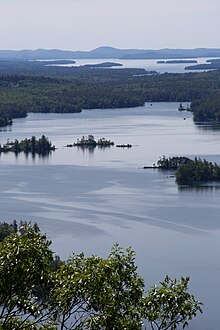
[185,58,220,70]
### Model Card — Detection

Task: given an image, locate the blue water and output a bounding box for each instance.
[0,103,220,329]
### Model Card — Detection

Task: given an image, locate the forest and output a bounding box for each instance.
[0,60,220,126]
[0,221,202,330]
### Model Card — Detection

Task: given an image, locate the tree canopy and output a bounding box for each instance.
[176,158,220,185]
[0,135,55,154]
[0,222,202,329]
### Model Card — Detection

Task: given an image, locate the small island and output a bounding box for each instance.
[157,60,198,64]
[0,135,55,154]
[83,62,123,68]
[66,135,114,148]
[116,144,132,148]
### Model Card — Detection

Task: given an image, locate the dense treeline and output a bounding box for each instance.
[0,102,27,126]
[157,156,193,169]
[191,92,220,122]
[176,158,220,185]
[155,156,220,185]
[0,135,55,154]
[0,221,202,330]
[0,60,220,126]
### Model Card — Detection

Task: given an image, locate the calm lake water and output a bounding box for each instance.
[56,57,220,73]
[0,103,220,329]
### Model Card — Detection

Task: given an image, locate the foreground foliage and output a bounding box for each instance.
[142,277,202,330]
[0,222,202,329]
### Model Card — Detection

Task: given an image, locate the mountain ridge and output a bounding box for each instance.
[1,46,220,60]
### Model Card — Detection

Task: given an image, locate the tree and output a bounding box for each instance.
[0,220,19,242]
[0,222,202,330]
[142,276,203,330]
[50,244,144,330]
[31,135,37,153]
[0,225,53,329]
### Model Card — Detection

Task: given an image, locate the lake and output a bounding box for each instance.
[55,57,220,73]
[0,103,220,329]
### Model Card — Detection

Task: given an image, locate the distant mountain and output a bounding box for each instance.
[1,46,220,60]
[0,49,77,60]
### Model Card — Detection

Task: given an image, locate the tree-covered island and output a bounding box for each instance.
[157,60,197,64]
[0,135,55,154]
[143,156,192,169]
[176,158,220,185]
[66,135,114,148]
[83,62,123,68]
[144,156,220,185]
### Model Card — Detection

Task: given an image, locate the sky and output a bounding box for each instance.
[0,0,219,50]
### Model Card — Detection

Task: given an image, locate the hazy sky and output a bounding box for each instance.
[0,0,219,50]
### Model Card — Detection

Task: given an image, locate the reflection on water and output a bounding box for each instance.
[0,150,54,163]
[0,126,12,133]
[74,144,113,155]
[2,102,220,167]
[1,151,54,159]
[195,122,220,131]
[178,183,220,192]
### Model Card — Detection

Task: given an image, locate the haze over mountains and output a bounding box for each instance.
[1,46,220,60]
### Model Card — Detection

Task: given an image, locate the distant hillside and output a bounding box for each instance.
[1,46,220,60]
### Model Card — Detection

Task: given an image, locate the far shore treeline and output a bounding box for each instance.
[0,60,220,126]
